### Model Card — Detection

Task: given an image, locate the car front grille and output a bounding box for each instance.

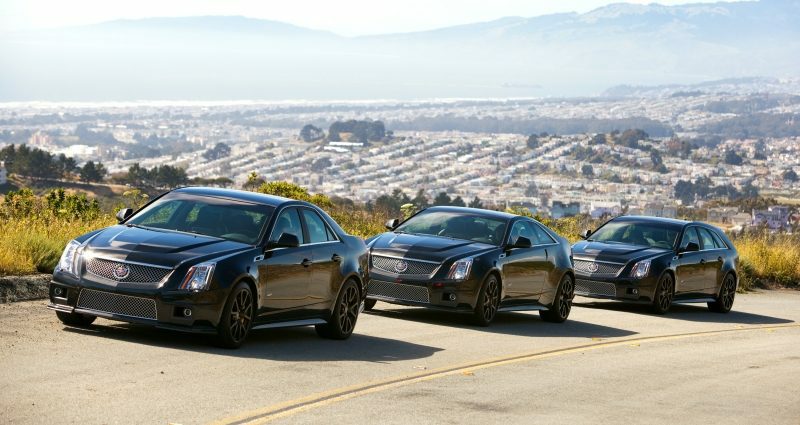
[77,289,158,320]
[573,260,624,276]
[85,257,172,283]
[371,255,440,276]
[367,280,430,303]
[575,279,618,297]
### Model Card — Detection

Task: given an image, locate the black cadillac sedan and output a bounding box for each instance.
[48,187,368,348]
[364,206,575,325]
[572,216,738,314]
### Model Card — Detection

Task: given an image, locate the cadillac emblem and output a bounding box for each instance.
[394,260,409,273]
[112,264,131,280]
[587,262,599,273]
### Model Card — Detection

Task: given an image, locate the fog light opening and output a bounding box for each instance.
[54,287,65,297]
[183,308,192,318]
[448,293,456,301]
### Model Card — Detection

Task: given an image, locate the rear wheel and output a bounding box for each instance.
[650,273,674,314]
[708,273,736,313]
[56,311,96,327]
[472,274,500,326]
[215,282,253,349]
[540,274,574,323]
[364,298,377,311]
[316,279,360,340]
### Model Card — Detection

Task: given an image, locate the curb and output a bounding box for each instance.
[0,274,51,303]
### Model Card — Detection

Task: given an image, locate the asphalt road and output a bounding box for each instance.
[1,291,799,425]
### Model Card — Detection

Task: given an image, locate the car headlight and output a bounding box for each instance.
[180,263,216,291]
[447,258,473,281]
[56,240,82,276]
[630,259,651,279]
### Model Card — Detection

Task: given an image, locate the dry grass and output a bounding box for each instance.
[734,233,800,290]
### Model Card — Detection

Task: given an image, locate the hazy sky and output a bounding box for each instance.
[0,0,743,35]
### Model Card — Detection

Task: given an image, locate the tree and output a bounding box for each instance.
[526,134,538,150]
[525,182,538,197]
[468,196,483,209]
[299,124,325,142]
[203,143,231,161]
[433,192,452,206]
[411,189,429,208]
[782,169,798,182]
[312,157,332,172]
[724,150,743,165]
[244,171,265,191]
[451,196,466,207]
[79,161,105,183]
[619,129,648,148]
[581,164,594,176]
[590,133,606,145]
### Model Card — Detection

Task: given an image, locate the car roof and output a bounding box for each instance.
[614,215,690,226]
[423,206,517,220]
[172,187,298,207]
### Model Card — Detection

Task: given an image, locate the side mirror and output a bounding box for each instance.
[268,232,300,249]
[385,218,400,230]
[507,236,532,249]
[116,208,133,223]
[580,229,592,239]
[679,241,700,254]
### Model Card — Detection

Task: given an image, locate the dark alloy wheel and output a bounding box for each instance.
[472,274,501,326]
[316,279,360,340]
[709,273,736,313]
[56,311,96,327]
[651,273,674,314]
[215,282,253,349]
[364,298,377,311]
[540,274,574,323]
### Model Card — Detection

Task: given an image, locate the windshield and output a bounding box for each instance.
[588,221,679,250]
[127,193,274,245]
[394,211,508,245]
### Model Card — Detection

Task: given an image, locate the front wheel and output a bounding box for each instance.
[650,273,674,314]
[471,274,501,326]
[316,279,360,340]
[708,273,736,313]
[56,311,96,327]
[215,282,254,349]
[540,274,574,323]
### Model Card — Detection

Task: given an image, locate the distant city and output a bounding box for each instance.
[1,77,799,230]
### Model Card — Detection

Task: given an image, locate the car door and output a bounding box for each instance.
[674,226,704,294]
[697,227,725,294]
[300,208,345,311]
[502,220,547,301]
[257,207,313,316]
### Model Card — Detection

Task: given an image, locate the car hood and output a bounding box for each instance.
[83,225,252,269]
[369,232,496,263]
[572,240,671,263]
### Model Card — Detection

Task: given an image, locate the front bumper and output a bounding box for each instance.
[365,272,481,311]
[574,273,659,303]
[49,273,227,334]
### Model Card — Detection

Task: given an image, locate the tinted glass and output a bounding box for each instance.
[589,221,679,249]
[270,208,304,243]
[697,228,717,250]
[302,209,331,243]
[679,227,700,250]
[128,193,272,244]
[395,211,508,245]
[533,223,556,244]
[710,229,728,249]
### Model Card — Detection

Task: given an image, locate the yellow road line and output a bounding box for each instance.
[212,323,800,425]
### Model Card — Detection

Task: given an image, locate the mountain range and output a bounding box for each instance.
[1,0,798,101]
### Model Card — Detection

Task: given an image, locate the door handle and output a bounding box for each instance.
[301,259,313,267]
[331,254,342,263]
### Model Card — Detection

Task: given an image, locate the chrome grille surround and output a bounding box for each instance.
[367,280,430,303]
[575,279,618,297]
[573,260,625,277]
[85,257,172,284]
[371,255,440,277]
[77,289,158,320]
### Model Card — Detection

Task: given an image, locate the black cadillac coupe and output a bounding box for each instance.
[364,206,575,325]
[48,187,368,348]
[572,216,738,314]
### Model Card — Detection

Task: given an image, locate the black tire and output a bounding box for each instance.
[364,298,377,311]
[650,273,674,314]
[316,279,360,340]
[56,311,96,327]
[540,274,574,323]
[471,274,501,326]
[215,282,254,349]
[708,273,736,313]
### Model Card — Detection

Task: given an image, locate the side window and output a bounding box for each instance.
[679,227,700,250]
[710,230,728,249]
[532,223,556,244]
[301,209,333,244]
[270,208,304,243]
[697,228,717,250]
[508,221,536,245]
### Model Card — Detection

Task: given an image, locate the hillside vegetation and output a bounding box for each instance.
[0,183,797,291]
